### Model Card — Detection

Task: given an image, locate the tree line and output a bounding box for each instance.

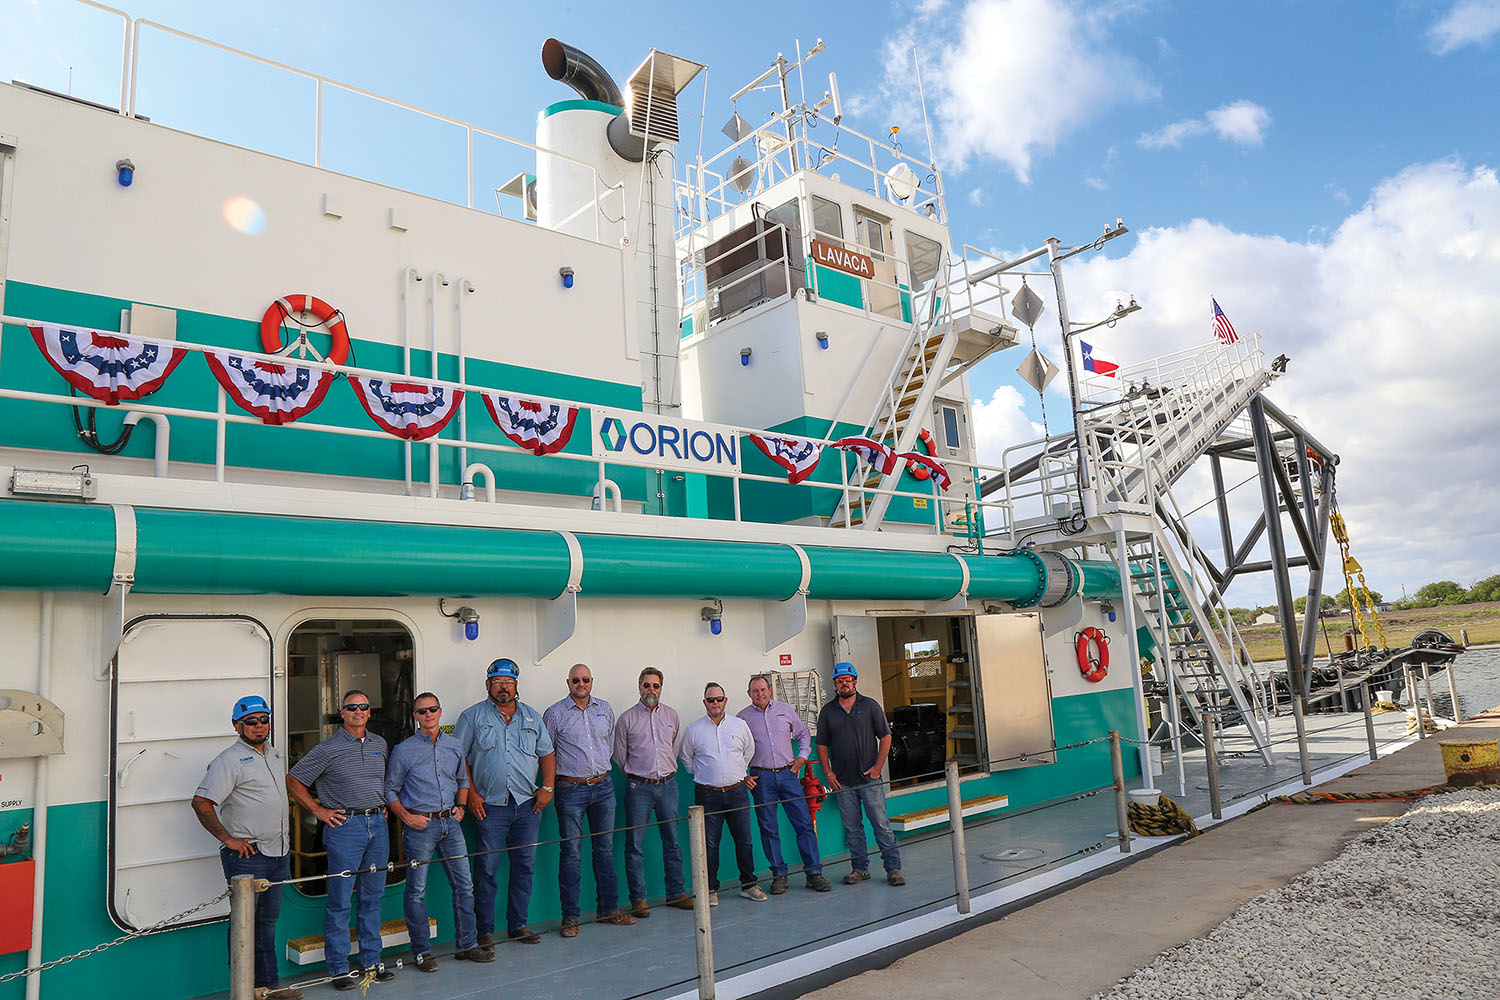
[1229,576,1500,626]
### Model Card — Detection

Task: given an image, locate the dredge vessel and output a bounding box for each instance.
[0,14,1373,999]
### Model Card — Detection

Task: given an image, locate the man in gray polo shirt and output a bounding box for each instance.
[192,695,301,1000]
[816,662,904,886]
[287,689,394,991]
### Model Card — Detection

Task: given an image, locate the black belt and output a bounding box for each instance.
[557,774,611,785]
[414,809,452,818]
[751,764,795,772]
[340,807,383,816]
[627,773,675,784]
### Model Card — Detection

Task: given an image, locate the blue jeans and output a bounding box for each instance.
[623,778,684,903]
[556,780,621,919]
[694,783,757,891]
[322,814,389,975]
[750,768,822,877]
[220,848,288,989]
[472,798,541,935]
[401,816,476,957]
[834,777,901,875]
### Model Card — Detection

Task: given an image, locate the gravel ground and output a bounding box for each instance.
[1092,790,1500,1000]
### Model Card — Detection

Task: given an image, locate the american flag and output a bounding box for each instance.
[1212,298,1239,345]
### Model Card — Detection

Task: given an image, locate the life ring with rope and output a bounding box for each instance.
[260,294,351,365]
[905,428,938,480]
[1076,626,1109,683]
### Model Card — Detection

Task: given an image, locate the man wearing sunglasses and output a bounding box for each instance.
[193,696,300,999]
[680,683,766,904]
[386,693,492,972]
[612,667,692,917]
[453,658,555,947]
[287,690,394,990]
[543,663,636,938]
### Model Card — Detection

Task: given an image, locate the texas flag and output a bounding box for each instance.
[1080,339,1119,378]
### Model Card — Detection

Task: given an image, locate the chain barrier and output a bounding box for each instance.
[0,888,230,983]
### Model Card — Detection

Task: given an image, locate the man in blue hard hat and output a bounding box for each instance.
[817,662,904,886]
[454,658,556,949]
[192,696,301,999]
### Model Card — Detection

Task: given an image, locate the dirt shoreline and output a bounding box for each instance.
[1237,600,1500,663]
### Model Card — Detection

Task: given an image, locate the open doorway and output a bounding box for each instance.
[284,618,415,895]
[876,615,980,787]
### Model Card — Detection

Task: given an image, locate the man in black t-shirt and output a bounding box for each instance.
[815,663,904,886]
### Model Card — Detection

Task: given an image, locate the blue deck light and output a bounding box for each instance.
[115,158,135,187]
[559,266,575,289]
[740,347,752,367]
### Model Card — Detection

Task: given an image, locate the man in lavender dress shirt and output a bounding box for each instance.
[737,675,832,894]
[612,667,694,916]
[543,663,637,938]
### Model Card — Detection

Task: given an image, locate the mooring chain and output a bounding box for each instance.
[0,889,230,983]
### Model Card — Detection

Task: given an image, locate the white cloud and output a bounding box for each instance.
[862,0,1156,182]
[1060,160,1500,601]
[1428,0,1500,54]
[1139,100,1270,149]
[1206,100,1270,145]
[971,384,1046,468]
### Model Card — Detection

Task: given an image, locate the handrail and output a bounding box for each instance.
[0,311,1014,535]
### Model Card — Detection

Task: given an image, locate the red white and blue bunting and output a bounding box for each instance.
[205,350,335,425]
[749,434,823,484]
[348,376,462,441]
[30,323,188,405]
[480,392,579,456]
[898,451,951,491]
[833,436,899,475]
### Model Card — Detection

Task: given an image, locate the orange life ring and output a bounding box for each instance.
[260,294,350,365]
[906,428,937,480]
[1076,626,1109,683]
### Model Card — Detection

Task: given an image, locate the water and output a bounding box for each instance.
[1252,645,1500,719]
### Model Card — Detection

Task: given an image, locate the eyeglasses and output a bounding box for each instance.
[342,703,371,712]
[569,677,593,684]
[640,682,662,690]
[240,716,270,726]
[704,696,726,703]
[413,706,440,715]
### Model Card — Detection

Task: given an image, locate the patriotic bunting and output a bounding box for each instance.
[30,323,188,404]
[480,392,579,456]
[749,434,823,484]
[348,376,462,441]
[205,350,335,425]
[898,451,952,491]
[833,436,900,475]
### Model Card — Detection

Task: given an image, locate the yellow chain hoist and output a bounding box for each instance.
[1329,490,1388,651]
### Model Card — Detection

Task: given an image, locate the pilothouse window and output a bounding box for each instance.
[811,195,844,242]
[906,231,942,290]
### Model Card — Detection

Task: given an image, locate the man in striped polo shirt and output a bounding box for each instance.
[286,690,395,991]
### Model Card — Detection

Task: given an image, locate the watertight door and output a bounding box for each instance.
[110,616,272,930]
[972,612,1056,770]
[831,615,880,683]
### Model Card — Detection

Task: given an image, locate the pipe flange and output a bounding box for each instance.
[1005,547,1048,609]
[1036,551,1081,608]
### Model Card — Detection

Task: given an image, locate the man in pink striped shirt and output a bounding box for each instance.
[737,675,831,894]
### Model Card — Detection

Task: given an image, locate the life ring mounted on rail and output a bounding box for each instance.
[1075,626,1109,683]
[906,428,938,480]
[260,294,351,365]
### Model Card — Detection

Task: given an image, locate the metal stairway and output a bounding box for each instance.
[1082,339,1274,509]
[1124,501,1272,765]
[831,264,955,529]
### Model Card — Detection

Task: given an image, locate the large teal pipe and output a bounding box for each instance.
[0,500,1122,602]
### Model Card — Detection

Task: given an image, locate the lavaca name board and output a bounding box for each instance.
[592,407,741,475]
[810,239,875,280]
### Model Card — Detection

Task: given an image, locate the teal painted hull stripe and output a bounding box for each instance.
[0,500,1123,602]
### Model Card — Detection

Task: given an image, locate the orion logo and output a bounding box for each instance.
[598,417,628,451]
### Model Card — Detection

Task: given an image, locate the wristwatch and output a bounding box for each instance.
[540,785,554,793]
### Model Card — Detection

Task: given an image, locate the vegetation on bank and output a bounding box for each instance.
[1235,601,1500,663]
[1229,576,1500,628]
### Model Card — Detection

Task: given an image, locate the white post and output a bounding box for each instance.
[945,761,970,913]
[1115,528,1152,780]
[228,875,256,1000]
[688,805,715,999]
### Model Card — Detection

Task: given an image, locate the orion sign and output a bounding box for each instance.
[591,407,741,474]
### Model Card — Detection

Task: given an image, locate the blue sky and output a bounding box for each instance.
[6,0,1500,607]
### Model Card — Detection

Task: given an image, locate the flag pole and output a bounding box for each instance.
[1046,237,1094,519]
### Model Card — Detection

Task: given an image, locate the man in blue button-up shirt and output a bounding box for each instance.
[453,658,555,946]
[387,692,493,972]
[543,663,636,938]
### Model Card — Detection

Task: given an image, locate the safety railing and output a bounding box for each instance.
[0,311,1012,538]
[62,1,622,239]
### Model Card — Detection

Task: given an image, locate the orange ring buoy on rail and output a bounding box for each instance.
[260,294,350,365]
[1076,626,1109,683]
[906,428,938,480]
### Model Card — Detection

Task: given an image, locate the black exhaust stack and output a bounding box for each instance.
[541,38,649,162]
